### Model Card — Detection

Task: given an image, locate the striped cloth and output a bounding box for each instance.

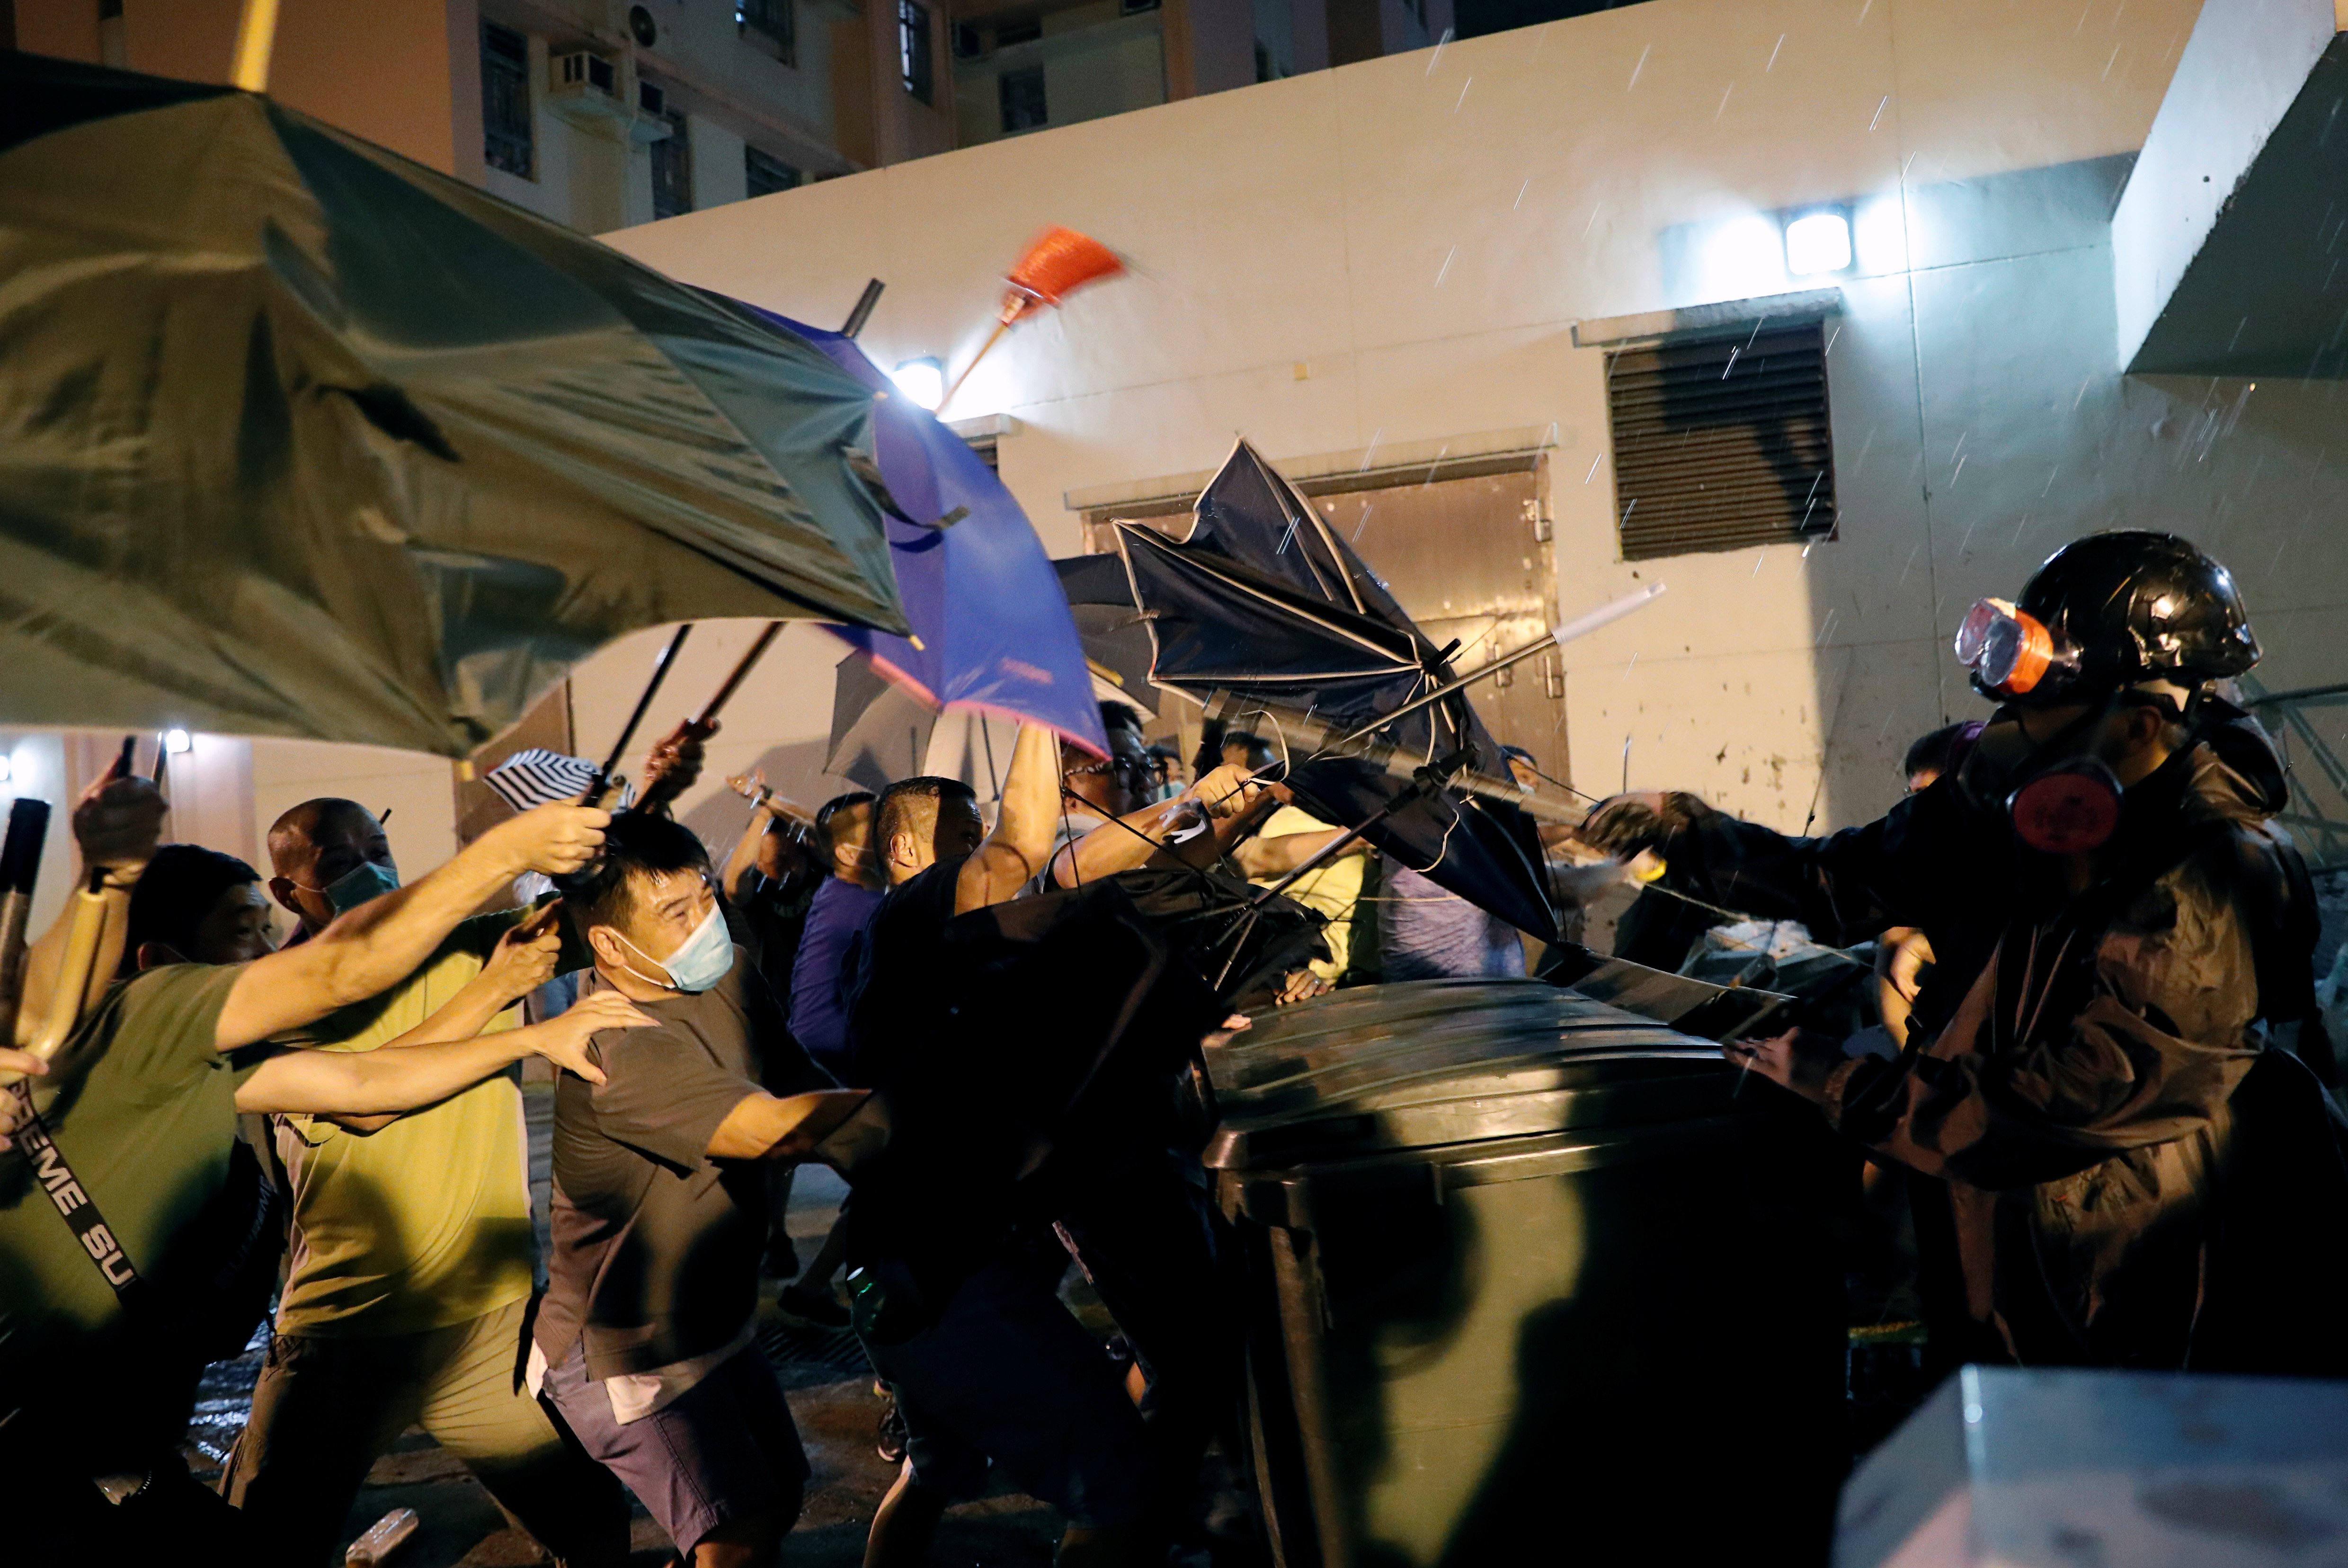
[481,748,634,812]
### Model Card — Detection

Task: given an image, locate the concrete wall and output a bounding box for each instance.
[595,0,2348,851]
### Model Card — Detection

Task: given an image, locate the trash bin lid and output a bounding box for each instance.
[1203,978,1729,1171]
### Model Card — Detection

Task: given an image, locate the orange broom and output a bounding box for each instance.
[939,226,1124,411]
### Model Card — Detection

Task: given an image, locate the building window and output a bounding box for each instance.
[898,0,934,102]
[952,21,986,58]
[481,20,534,179]
[999,66,1048,133]
[1605,318,1836,561]
[737,0,795,66]
[650,107,693,219]
[745,146,801,196]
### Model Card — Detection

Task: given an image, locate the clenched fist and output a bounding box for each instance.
[1579,791,1707,858]
[74,775,168,872]
[1188,764,1264,820]
[486,803,610,880]
[482,908,563,1004]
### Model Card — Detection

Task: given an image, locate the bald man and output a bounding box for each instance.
[230,799,628,1568]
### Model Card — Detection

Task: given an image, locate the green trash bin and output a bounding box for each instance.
[1206,977,1846,1568]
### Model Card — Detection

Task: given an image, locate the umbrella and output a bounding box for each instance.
[735,306,1107,757]
[1054,554,1159,716]
[0,53,907,757]
[1117,441,1558,935]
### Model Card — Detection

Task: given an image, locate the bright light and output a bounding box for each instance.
[0,755,12,785]
[164,728,193,754]
[890,357,945,411]
[1784,211,1852,277]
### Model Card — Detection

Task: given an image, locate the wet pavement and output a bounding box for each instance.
[182,1077,1068,1567]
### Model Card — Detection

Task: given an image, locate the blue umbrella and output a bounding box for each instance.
[738,305,1109,757]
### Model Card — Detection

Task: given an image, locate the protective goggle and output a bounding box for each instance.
[1953,598,2080,698]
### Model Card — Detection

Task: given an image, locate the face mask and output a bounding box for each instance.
[614,900,734,994]
[302,859,400,916]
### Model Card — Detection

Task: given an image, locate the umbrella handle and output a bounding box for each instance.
[587,624,694,806]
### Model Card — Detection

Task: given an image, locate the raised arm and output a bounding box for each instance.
[16,775,168,1048]
[237,989,646,1116]
[319,909,562,1132]
[956,725,1061,914]
[214,804,609,1051]
[1049,764,1272,888]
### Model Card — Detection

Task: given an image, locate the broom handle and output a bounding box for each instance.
[231,0,280,90]
[938,319,1012,415]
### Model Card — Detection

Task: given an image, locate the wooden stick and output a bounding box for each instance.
[938,318,1011,414]
[694,622,784,729]
[230,0,281,91]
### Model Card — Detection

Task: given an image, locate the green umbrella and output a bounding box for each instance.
[0,52,907,757]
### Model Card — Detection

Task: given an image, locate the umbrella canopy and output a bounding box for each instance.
[825,649,1021,799]
[1054,554,1159,716]
[0,54,907,757]
[742,307,1109,757]
[1118,441,1558,936]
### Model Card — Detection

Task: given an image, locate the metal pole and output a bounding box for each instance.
[1325,584,1667,752]
[840,279,886,339]
[587,624,694,805]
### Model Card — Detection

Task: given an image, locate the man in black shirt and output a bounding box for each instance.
[846,728,1159,1568]
[536,812,869,1568]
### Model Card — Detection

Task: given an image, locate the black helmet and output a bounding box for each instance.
[1955,531,2259,706]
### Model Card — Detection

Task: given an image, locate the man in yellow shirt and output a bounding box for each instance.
[227,799,628,1568]
[1235,802,1371,982]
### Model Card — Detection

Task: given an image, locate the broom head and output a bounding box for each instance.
[999,226,1124,322]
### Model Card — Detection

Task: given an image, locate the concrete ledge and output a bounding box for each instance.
[1063,425,1563,514]
[1570,288,1843,349]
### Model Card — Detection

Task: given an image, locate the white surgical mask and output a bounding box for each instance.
[613,900,734,994]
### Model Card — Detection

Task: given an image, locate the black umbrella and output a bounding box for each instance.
[1116,441,1558,936]
[1053,554,1159,716]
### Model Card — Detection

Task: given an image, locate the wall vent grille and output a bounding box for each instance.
[1605,319,1835,561]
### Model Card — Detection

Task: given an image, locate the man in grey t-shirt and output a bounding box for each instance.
[535,812,868,1568]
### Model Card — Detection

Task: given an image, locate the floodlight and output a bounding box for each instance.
[890,357,945,411]
[165,728,193,754]
[1784,211,1852,277]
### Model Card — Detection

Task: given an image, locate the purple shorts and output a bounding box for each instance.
[541,1338,810,1554]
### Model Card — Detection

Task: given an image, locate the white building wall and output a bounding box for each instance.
[595,0,2348,852]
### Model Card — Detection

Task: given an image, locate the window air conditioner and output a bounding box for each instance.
[551,51,618,98]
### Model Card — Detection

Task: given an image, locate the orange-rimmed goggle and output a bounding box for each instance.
[1954,598,2071,696]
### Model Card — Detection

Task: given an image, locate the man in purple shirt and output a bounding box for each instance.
[787,792,883,1078]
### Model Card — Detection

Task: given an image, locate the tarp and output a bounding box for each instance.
[0,53,906,756]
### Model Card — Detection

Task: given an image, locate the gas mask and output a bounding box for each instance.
[1953,704,2126,856]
